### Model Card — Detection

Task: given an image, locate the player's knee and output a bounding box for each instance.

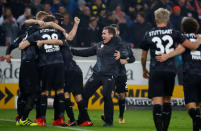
[41,91,48,96]
[75,94,82,102]
[111,91,114,98]
[163,96,171,103]
[196,102,201,108]
[119,93,125,100]
[152,97,163,105]
[56,88,64,94]
[186,102,197,110]
[64,92,70,98]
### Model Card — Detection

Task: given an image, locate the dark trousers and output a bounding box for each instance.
[83,73,115,124]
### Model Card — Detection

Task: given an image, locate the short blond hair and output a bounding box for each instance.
[36,11,49,20]
[154,8,170,24]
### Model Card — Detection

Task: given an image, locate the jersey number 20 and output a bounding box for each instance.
[152,35,174,55]
[42,33,59,51]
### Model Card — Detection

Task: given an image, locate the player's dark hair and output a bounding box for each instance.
[54,12,64,25]
[43,15,56,22]
[103,26,116,36]
[137,11,146,20]
[181,17,200,33]
[110,24,119,31]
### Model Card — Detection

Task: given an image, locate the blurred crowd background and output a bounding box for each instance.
[0,0,201,48]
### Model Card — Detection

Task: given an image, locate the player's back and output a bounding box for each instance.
[182,33,201,75]
[141,26,185,72]
[27,27,64,67]
[21,24,40,62]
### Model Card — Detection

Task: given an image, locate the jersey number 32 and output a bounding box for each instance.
[152,35,174,55]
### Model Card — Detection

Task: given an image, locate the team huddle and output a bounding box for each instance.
[6,10,134,127]
[5,7,201,131]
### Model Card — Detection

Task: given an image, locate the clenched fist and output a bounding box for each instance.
[74,17,80,25]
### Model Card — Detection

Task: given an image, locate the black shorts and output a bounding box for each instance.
[40,64,64,91]
[183,73,201,104]
[115,75,128,93]
[148,71,176,98]
[64,65,83,95]
[19,61,40,94]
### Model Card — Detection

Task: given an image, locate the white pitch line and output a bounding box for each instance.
[0,119,93,131]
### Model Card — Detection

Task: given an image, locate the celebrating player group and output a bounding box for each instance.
[5,7,201,131]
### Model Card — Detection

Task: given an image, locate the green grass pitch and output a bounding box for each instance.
[0,109,192,131]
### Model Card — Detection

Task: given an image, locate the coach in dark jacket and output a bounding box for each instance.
[71,26,128,126]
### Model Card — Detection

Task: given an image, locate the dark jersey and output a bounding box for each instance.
[27,28,64,67]
[6,24,40,62]
[182,33,201,75]
[71,37,128,76]
[117,45,135,76]
[60,40,78,70]
[140,26,186,72]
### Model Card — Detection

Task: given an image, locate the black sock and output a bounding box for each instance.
[57,93,65,118]
[196,108,200,115]
[54,94,59,120]
[196,108,201,129]
[22,94,35,120]
[17,94,25,120]
[40,95,47,120]
[119,98,125,119]
[188,108,199,131]
[65,98,75,122]
[153,104,163,131]
[162,103,172,131]
[35,95,41,118]
[77,100,90,123]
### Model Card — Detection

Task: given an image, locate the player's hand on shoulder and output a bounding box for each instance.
[38,20,45,27]
[74,17,80,25]
[143,68,149,79]
[114,50,120,60]
[155,53,168,62]
[37,40,44,47]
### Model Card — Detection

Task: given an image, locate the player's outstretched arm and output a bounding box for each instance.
[37,39,63,47]
[71,46,97,57]
[141,50,149,79]
[67,17,80,41]
[24,19,45,26]
[18,40,30,50]
[156,45,185,62]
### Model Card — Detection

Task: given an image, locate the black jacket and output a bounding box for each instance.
[71,37,128,76]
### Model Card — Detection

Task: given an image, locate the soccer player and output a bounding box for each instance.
[140,8,201,131]
[71,26,128,126]
[7,11,49,126]
[156,17,201,131]
[19,15,66,127]
[9,11,68,126]
[101,24,135,123]
[52,13,92,126]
